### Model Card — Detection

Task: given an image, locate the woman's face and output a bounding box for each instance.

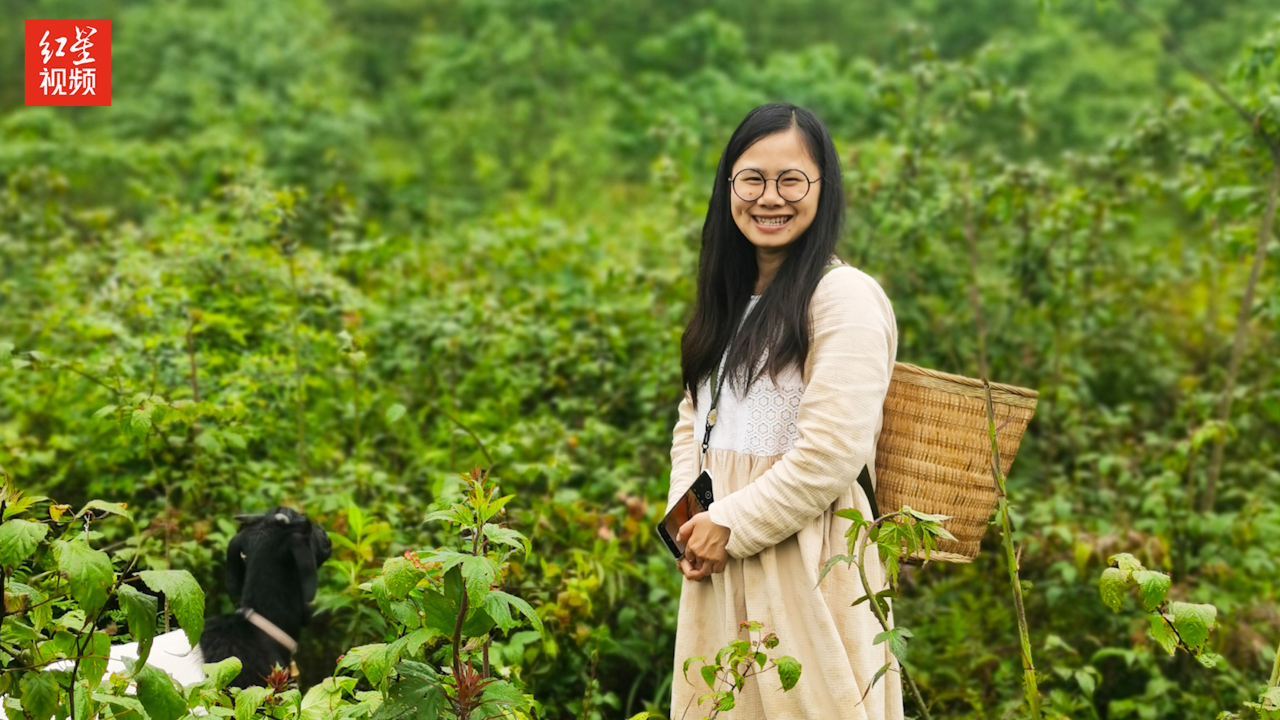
[728,127,822,252]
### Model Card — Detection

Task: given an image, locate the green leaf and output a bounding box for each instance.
[0,519,48,567]
[442,565,465,609]
[1109,552,1143,577]
[138,570,205,646]
[373,662,443,720]
[81,631,111,692]
[136,664,189,720]
[1132,570,1171,612]
[461,607,495,637]
[92,404,119,419]
[873,627,914,660]
[715,691,735,711]
[817,554,849,586]
[385,404,407,424]
[483,524,531,556]
[1195,651,1222,668]
[682,656,704,680]
[203,657,243,690]
[478,678,524,706]
[1099,567,1128,612]
[301,677,355,720]
[1149,614,1178,655]
[870,662,891,689]
[235,686,270,720]
[53,538,115,615]
[76,500,133,522]
[1075,669,1097,696]
[700,664,718,689]
[118,584,158,644]
[417,589,457,637]
[19,670,60,720]
[358,643,393,685]
[381,557,425,600]
[459,555,499,603]
[1168,601,1217,653]
[775,656,802,691]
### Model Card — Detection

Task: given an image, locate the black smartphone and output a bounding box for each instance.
[656,470,715,559]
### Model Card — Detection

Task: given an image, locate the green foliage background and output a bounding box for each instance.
[2,0,1279,718]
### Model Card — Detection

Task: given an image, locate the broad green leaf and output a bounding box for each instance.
[483,590,543,634]
[203,657,243,690]
[1149,614,1178,655]
[359,643,393,685]
[700,664,718,689]
[417,589,458,637]
[775,656,802,691]
[81,630,111,691]
[715,690,735,711]
[53,538,115,614]
[301,677,355,720]
[1132,570,1171,612]
[136,664,188,720]
[1109,553,1143,577]
[461,607,495,636]
[92,404,119,419]
[372,662,443,720]
[1195,651,1222,668]
[19,669,60,720]
[381,557,425,600]
[480,590,515,630]
[1168,601,1217,653]
[76,500,133,522]
[459,555,499,602]
[118,584,158,644]
[138,570,205,646]
[478,678,524,706]
[1099,567,1127,612]
[442,564,466,610]
[385,403,407,424]
[483,524,531,556]
[682,656,705,680]
[235,686,270,720]
[0,519,48,567]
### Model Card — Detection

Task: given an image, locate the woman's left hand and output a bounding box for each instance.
[676,514,730,579]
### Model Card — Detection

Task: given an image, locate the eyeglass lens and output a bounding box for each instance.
[732,169,812,202]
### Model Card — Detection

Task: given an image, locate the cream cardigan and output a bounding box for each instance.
[667,265,904,720]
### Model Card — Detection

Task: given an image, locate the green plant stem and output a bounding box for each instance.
[287,249,308,488]
[984,381,1041,719]
[853,516,932,720]
[1269,637,1279,688]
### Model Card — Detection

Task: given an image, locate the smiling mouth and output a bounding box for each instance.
[753,215,792,227]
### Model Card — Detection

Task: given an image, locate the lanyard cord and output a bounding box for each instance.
[700,300,757,470]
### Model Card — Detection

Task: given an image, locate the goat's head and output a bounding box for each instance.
[225,508,331,607]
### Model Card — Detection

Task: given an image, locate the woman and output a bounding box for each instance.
[667,103,902,719]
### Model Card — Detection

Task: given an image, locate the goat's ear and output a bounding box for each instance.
[226,533,247,598]
[311,524,332,566]
[291,532,319,603]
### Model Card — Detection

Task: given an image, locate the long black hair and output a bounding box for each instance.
[681,103,844,404]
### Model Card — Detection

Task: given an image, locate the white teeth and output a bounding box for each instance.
[755,216,790,226]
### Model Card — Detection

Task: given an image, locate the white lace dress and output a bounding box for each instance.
[667,266,904,720]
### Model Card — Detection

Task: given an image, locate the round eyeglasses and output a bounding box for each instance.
[729,168,820,203]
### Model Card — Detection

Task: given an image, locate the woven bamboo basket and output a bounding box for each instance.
[874,363,1039,563]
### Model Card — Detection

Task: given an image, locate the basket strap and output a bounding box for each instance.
[822,259,881,519]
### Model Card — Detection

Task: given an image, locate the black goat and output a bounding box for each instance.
[200,507,331,688]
